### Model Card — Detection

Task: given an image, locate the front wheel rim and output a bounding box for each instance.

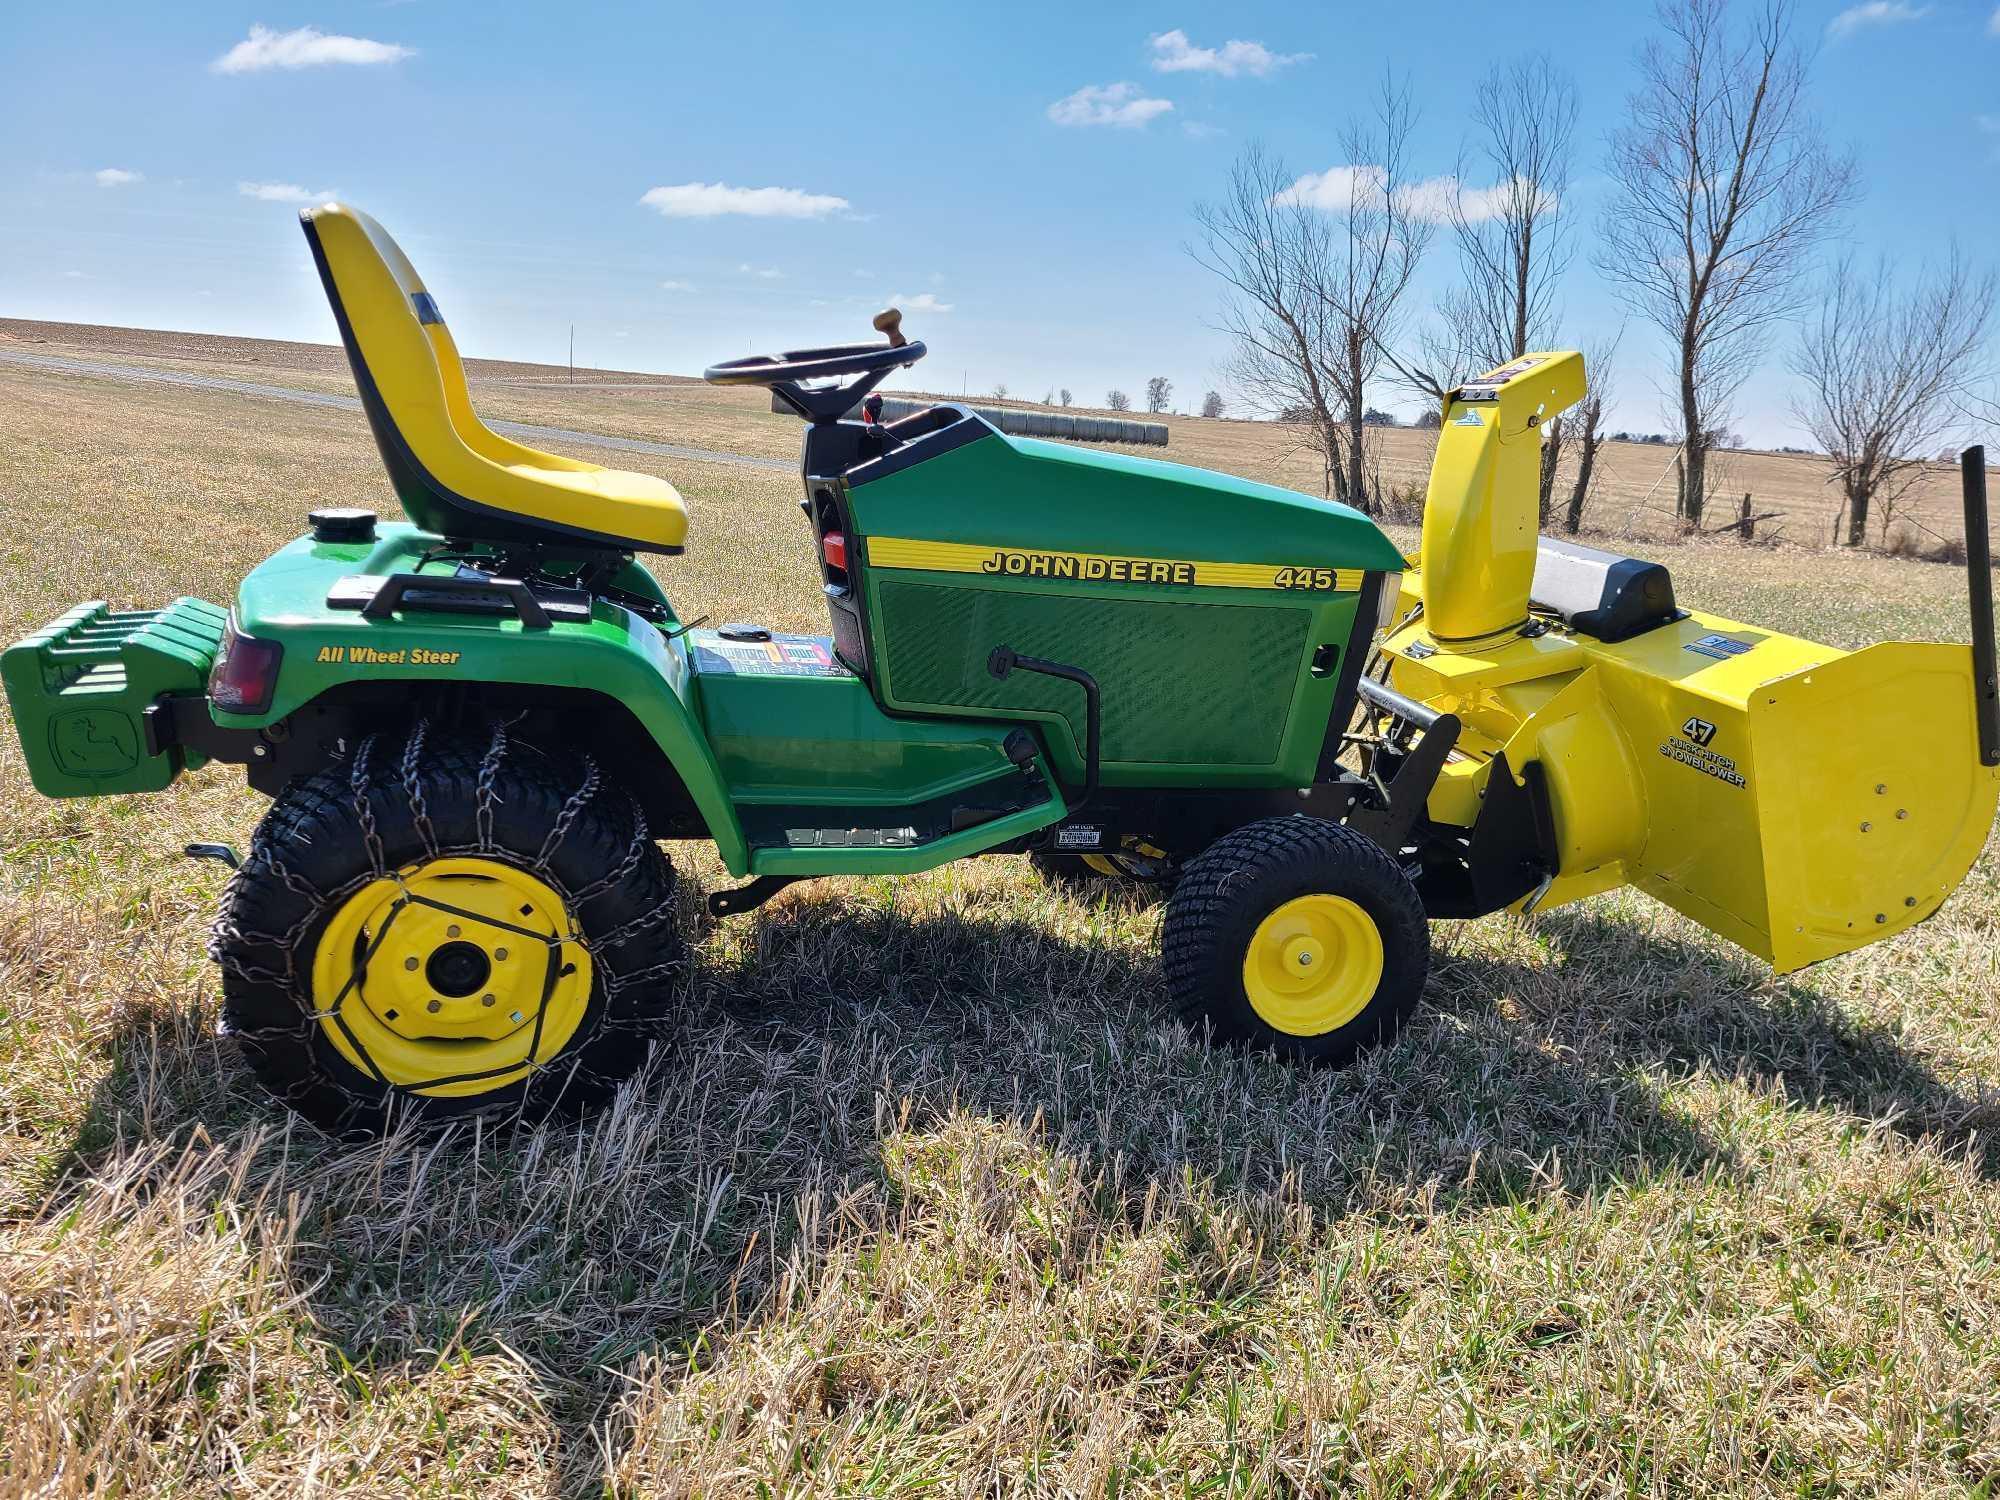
[310,856,593,1097]
[1240,893,1385,1037]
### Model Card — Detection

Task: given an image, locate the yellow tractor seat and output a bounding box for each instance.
[301,203,687,553]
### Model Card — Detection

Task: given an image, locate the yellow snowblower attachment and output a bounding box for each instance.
[1374,353,2000,973]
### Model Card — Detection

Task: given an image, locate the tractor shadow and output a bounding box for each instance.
[42,876,1995,1491]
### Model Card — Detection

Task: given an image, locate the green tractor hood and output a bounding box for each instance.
[850,422,1407,573]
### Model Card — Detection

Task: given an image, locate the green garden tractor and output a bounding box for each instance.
[7,203,1996,1136]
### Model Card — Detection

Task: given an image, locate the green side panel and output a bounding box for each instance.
[690,631,1031,805]
[875,581,1309,765]
[689,628,1066,874]
[863,570,1361,788]
[847,428,1407,572]
[3,597,228,796]
[218,524,750,873]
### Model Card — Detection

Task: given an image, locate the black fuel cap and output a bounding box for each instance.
[717,622,773,642]
[309,507,378,544]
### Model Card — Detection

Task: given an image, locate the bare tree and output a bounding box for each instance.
[1190,144,1348,498]
[1435,55,1578,527]
[1563,331,1624,534]
[1201,389,1225,418]
[1058,387,1072,407]
[1437,55,1577,374]
[1309,78,1434,510]
[991,382,1009,401]
[1791,251,1996,546]
[1106,389,1131,412]
[1190,80,1432,513]
[1597,0,1854,527]
[1145,376,1174,413]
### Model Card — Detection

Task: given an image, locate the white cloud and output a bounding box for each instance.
[1990,4,2000,34]
[212,24,413,74]
[737,262,784,279]
[237,180,335,203]
[1273,164,1387,212]
[62,270,91,279]
[639,182,849,219]
[888,292,953,314]
[1276,165,1556,224]
[1827,2,1930,39]
[1182,119,1225,140]
[94,167,142,188]
[853,268,874,279]
[1046,82,1173,129]
[1148,29,1309,78]
[658,279,694,292]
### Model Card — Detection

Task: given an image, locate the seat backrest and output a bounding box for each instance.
[301,202,598,542]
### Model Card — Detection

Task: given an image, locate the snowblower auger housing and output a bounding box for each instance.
[4,203,1994,1135]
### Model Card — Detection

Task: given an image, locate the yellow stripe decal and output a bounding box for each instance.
[865,537,1364,593]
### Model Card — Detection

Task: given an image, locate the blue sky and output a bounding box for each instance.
[3,1,1997,444]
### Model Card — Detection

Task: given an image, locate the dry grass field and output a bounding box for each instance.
[1,324,1997,1496]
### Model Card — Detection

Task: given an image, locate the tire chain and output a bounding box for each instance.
[213,720,678,1102]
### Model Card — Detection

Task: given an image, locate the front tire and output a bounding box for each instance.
[213,722,683,1136]
[1162,817,1428,1065]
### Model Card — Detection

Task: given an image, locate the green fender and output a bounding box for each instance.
[215,526,751,872]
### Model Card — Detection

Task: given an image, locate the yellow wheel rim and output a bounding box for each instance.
[1241,894,1385,1037]
[1082,854,1125,877]
[311,857,593,1098]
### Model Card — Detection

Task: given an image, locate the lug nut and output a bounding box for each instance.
[446,924,461,938]
[1860,822,1872,833]
[482,993,496,1007]
[426,998,443,1013]
[495,947,508,961]
[404,956,419,971]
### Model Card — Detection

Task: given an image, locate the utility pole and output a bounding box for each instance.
[568,324,574,384]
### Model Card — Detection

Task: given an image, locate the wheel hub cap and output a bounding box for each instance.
[1241,894,1385,1037]
[311,857,593,1096]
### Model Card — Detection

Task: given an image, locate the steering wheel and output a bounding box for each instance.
[703,309,927,421]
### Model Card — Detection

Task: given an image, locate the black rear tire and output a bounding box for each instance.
[212,721,683,1137]
[1161,817,1428,1065]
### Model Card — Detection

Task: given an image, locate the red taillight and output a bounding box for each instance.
[208,618,284,714]
[822,531,848,571]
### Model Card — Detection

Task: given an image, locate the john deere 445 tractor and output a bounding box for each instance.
[8,204,1998,1135]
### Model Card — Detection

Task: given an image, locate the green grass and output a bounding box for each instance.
[0,354,1995,1496]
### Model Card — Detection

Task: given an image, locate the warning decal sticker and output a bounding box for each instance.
[1684,632,1755,661]
[689,631,849,678]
